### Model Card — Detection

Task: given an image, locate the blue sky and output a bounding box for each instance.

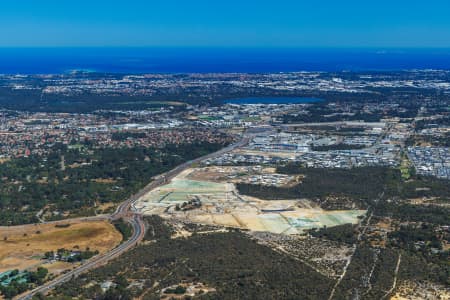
[1,0,450,47]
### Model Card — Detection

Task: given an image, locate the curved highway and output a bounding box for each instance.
[20,215,145,300]
[19,137,247,300]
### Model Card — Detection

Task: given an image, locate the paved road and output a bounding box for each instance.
[19,137,247,300]
[20,214,145,300]
[107,137,249,221]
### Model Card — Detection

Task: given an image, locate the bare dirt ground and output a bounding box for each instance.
[233,148,297,158]
[391,281,450,300]
[136,167,365,235]
[185,166,262,182]
[0,220,121,273]
[160,282,216,299]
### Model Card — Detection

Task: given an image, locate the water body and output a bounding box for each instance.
[0,48,449,74]
[225,97,323,105]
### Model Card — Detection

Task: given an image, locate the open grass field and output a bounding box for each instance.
[0,220,121,273]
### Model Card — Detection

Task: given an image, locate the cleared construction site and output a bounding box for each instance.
[135,167,365,235]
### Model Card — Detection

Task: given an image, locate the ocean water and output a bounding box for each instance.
[0,47,450,74]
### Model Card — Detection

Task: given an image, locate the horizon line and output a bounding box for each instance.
[1,46,450,50]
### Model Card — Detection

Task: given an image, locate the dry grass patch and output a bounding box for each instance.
[0,221,121,273]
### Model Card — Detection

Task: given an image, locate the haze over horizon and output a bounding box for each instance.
[1,2,450,300]
[1,0,450,48]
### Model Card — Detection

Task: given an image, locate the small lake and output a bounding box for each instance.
[224,97,323,105]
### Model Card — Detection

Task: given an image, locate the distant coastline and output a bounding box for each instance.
[0,47,450,74]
